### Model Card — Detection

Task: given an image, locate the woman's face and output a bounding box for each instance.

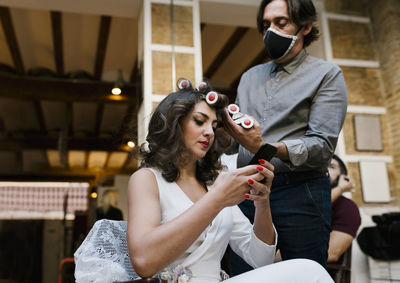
[181,101,218,161]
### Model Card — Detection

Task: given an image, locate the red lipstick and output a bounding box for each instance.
[199,141,209,148]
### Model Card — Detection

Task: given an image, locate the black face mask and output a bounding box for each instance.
[263,27,300,60]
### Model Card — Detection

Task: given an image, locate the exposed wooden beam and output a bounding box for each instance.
[15,150,23,174]
[58,128,68,166]
[84,150,89,169]
[0,73,137,103]
[66,102,73,136]
[129,57,138,83]
[118,102,136,140]
[0,117,5,132]
[204,27,248,79]
[0,136,130,152]
[33,100,47,133]
[218,49,267,102]
[94,16,112,80]
[231,48,266,89]
[0,6,25,74]
[104,152,111,168]
[51,11,64,76]
[122,151,137,170]
[94,103,104,137]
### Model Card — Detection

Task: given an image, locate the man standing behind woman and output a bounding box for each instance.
[226,0,348,273]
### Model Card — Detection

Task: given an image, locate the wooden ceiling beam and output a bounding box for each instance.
[0,73,138,103]
[0,6,25,74]
[204,27,248,79]
[118,102,136,140]
[129,57,138,83]
[225,48,267,101]
[15,150,23,174]
[231,48,267,88]
[33,100,47,134]
[122,152,136,170]
[94,15,112,80]
[51,11,64,76]
[0,136,132,152]
[94,103,104,137]
[66,102,73,136]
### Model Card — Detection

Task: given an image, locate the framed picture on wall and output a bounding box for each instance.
[359,160,391,203]
[353,115,383,151]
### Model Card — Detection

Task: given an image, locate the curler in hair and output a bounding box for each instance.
[196,81,208,91]
[206,91,218,105]
[177,78,191,90]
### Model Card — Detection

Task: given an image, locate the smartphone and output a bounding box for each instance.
[248,143,277,165]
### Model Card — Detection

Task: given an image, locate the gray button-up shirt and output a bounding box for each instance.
[235,49,348,173]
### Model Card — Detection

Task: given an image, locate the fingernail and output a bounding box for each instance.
[248,179,254,185]
[258,159,265,164]
[244,194,250,199]
[257,166,263,171]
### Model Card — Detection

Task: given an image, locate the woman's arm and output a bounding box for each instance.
[127,166,266,278]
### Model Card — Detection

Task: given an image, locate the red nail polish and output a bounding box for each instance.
[244,194,250,199]
[248,179,254,185]
[257,166,263,171]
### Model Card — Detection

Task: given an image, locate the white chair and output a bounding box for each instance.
[74,219,158,283]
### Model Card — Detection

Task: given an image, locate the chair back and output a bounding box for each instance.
[74,219,141,282]
[327,245,352,283]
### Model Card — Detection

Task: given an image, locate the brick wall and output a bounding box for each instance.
[369,0,400,189]
[325,0,400,203]
[329,20,376,60]
[150,3,195,96]
[324,0,367,16]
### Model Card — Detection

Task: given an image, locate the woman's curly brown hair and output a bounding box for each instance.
[139,79,230,185]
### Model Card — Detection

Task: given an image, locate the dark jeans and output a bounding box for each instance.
[230,172,332,276]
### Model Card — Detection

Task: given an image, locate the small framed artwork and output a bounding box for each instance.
[353,115,383,151]
[360,160,391,203]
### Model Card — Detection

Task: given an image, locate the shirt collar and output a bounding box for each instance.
[271,49,308,74]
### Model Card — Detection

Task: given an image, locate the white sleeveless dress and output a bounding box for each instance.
[148,168,277,282]
[74,168,333,283]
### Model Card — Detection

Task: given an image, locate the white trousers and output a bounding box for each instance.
[225,259,333,283]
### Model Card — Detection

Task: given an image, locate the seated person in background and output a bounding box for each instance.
[96,189,124,221]
[327,155,361,263]
[126,79,333,283]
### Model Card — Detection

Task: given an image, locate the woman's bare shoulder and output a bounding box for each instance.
[129,168,159,194]
[131,167,156,179]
